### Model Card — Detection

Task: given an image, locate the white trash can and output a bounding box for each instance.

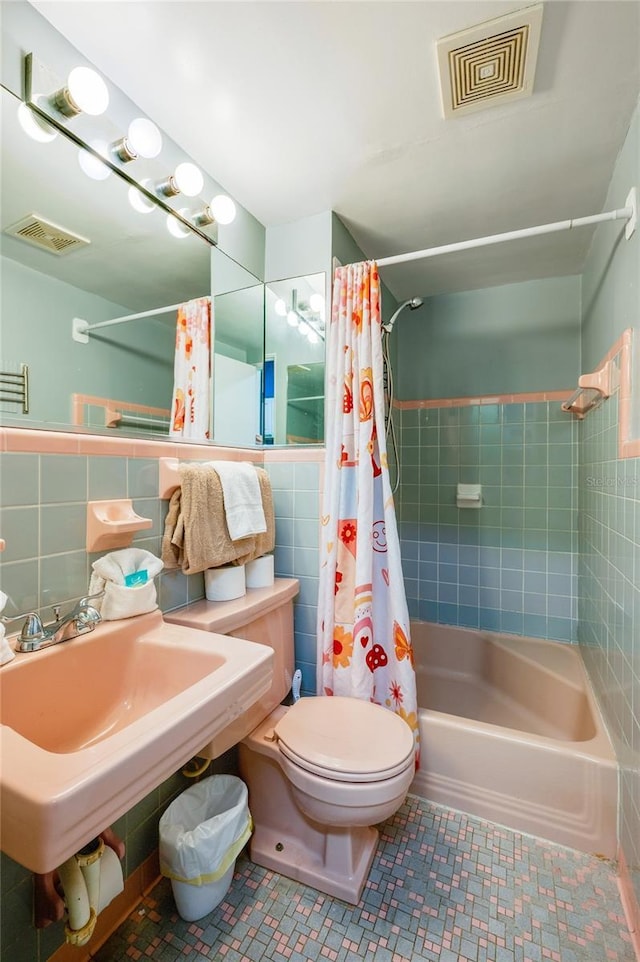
[159,775,252,921]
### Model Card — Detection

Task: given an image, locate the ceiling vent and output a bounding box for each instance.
[3,214,90,256]
[437,4,544,119]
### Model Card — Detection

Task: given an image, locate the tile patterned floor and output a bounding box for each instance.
[94,795,634,962]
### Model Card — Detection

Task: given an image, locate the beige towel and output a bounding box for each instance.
[162,464,275,576]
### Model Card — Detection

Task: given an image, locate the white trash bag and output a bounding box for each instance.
[159,775,252,921]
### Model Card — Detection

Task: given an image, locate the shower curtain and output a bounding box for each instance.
[317,261,419,763]
[169,297,212,441]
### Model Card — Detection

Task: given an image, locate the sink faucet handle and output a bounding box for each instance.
[64,591,105,620]
[77,590,105,608]
[1,609,43,632]
[76,604,102,627]
[18,612,45,642]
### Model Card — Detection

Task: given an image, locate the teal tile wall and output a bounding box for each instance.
[396,401,579,641]
[578,393,640,908]
[0,446,318,960]
[0,453,207,620]
[265,459,320,696]
[579,98,639,912]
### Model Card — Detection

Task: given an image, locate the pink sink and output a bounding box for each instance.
[0,610,273,873]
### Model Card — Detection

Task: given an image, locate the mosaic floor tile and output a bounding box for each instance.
[94,796,634,962]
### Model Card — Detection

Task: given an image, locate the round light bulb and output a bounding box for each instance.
[209,194,236,225]
[166,210,191,239]
[67,66,109,116]
[127,118,162,159]
[287,310,299,328]
[173,162,203,197]
[78,139,111,180]
[17,101,57,143]
[274,299,287,317]
[308,330,319,345]
[298,319,310,337]
[128,180,156,214]
[309,292,325,314]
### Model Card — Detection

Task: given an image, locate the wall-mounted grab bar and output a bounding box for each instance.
[562,359,615,419]
[106,410,170,430]
[0,363,29,413]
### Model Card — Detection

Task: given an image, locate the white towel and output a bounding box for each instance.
[206,461,266,541]
[0,591,15,665]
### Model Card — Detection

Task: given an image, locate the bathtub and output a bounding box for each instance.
[409,622,618,858]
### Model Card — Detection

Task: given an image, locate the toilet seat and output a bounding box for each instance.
[274,696,415,783]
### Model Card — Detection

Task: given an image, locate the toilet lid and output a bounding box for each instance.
[274,696,415,783]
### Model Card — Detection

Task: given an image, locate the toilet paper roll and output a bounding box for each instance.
[245,555,274,588]
[205,565,246,602]
[97,846,124,914]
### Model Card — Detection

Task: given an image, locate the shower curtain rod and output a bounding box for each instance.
[376,192,637,268]
[72,297,211,342]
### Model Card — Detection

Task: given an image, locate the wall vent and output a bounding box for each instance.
[437,4,544,119]
[3,214,90,256]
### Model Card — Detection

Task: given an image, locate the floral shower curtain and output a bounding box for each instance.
[317,261,419,764]
[169,296,212,441]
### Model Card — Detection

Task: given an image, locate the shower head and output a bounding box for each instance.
[382,297,423,333]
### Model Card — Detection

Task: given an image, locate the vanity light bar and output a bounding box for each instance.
[23,53,221,245]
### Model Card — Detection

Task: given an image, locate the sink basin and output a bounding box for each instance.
[0,609,273,873]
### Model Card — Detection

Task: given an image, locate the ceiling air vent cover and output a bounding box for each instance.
[437,3,544,119]
[3,214,90,256]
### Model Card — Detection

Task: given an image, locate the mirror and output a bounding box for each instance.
[212,247,264,447]
[0,84,265,444]
[265,273,326,445]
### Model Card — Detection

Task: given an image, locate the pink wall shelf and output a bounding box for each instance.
[86,500,153,552]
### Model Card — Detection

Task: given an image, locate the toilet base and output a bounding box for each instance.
[248,822,378,905]
[239,726,380,904]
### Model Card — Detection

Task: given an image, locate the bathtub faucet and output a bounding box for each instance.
[11,593,103,653]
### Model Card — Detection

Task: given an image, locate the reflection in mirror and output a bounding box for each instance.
[265,273,326,445]
[0,85,264,445]
[0,84,207,434]
[211,247,264,447]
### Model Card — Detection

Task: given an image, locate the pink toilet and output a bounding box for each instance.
[165,578,415,903]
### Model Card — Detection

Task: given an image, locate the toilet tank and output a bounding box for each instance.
[164,578,299,759]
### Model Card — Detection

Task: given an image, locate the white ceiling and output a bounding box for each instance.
[30,1,640,300]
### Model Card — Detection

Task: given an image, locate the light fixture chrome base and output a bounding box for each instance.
[50,87,81,118]
[193,206,215,227]
[112,137,138,163]
[156,177,180,198]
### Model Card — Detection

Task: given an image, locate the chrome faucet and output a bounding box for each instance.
[10,594,103,653]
